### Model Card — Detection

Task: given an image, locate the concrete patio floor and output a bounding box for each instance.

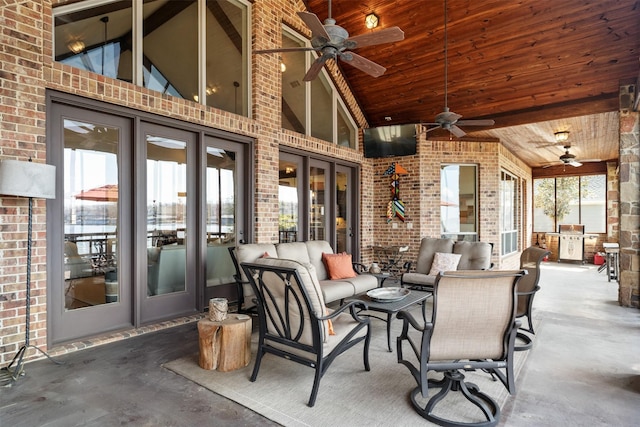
[1,262,639,426]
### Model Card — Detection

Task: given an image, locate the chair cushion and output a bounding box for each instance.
[402,272,437,287]
[428,252,462,275]
[252,257,330,342]
[322,252,357,280]
[454,241,493,270]
[415,238,456,274]
[236,244,278,282]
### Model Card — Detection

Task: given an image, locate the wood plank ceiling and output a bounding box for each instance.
[302,0,639,168]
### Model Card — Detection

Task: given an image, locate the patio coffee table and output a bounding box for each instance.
[349,288,430,352]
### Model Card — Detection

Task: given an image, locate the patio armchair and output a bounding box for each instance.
[516,246,551,350]
[396,270,525,427]
[241,257,371,407]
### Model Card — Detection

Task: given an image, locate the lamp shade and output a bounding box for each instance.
[0,159,56,199]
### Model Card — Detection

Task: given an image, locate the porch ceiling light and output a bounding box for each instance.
[365,13,379,29]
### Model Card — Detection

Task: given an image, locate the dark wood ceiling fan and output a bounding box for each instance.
[421,0,495,137]
[255,0,404,81]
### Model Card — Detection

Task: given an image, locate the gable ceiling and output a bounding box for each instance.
[302,0,639,168]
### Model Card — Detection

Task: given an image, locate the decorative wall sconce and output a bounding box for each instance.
[554,131,570,143]
[365,13,379,29]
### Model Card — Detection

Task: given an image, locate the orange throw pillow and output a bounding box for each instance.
[322,252,357,280]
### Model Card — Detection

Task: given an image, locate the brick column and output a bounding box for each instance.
[618,110,639,308]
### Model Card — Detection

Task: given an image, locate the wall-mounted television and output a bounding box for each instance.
[363,124,417,158]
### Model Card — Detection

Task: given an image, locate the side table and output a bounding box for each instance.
[198,314,252,372]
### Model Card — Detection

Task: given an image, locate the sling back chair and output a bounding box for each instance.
[241,257,371,407]
[397,270,525,427]
[515,246,551,350]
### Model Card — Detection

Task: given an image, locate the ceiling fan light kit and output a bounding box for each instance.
[365,13,379,29]
[554,131,570,143]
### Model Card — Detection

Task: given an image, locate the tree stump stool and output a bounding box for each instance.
[198,314,252,372]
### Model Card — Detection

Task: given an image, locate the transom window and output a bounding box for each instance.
[280,27,357,149]
[53,0,250,117]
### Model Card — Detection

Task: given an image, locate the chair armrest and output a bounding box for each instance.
[318,300,369,323]
[352,262,368,274]
[397,310,428,332]
[517,285,540,297]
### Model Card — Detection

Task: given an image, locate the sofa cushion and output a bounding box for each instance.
[276,242,311,264]
[322,252,357,280]
[415,238,456,274]
[235,243,278,282]
[429,252,462,275]
[305,240,334,280]
[454,241,493,270]
[319,279,357,303]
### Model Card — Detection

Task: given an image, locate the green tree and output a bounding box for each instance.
[534,176,589,225]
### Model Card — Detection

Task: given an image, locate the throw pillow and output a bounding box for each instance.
[325,307,336,336]
[322,252,357,280]
[428,252,462,275]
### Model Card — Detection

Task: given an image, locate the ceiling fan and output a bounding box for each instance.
[542,145,600,168]
[421,0,495,137]
[255,0,404,81]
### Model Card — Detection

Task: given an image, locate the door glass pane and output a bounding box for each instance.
[281,31,307,133]
[336,170,348,252]
[206,146,237,287]
[441,164,477,241]
[143,0,198,99]
[146,135,187,296]
[54,3,133,82]
[205,0,248,115]
[63,120,119,310]
[310,166,326,241]
[279,159,300,242]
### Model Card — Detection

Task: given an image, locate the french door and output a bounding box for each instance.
[278,151,358,256]
[48,94,250,344]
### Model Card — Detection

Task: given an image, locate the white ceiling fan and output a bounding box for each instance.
[421,0,495,137]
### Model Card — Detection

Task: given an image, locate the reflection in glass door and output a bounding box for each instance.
[204,140,242,297]
[141,124,196,323]
[63,120,120,310]
[278,154,302,242]
[335,167,351,253]
[310,162,328,241]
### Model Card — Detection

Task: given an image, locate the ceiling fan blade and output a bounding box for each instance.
[449,125,467,138]
[340,51,386,77]
[346,27,405,49]
[297,11,329,39]
[456,119,495,126]
[254,47,318,54]
[302,55,329,81]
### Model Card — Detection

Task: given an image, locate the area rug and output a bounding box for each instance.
[164,307,532,427]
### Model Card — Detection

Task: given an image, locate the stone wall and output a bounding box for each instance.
[618,111,639,308]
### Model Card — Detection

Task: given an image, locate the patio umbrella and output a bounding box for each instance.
[75,184,118,202]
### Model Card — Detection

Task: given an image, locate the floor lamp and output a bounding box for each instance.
[0,158,60,385]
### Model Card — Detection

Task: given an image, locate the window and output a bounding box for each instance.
[533,174,606,233]
[500,170,519,256]
[53,0,250,117]
[440,164,477,241]
[280,27,357,149]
